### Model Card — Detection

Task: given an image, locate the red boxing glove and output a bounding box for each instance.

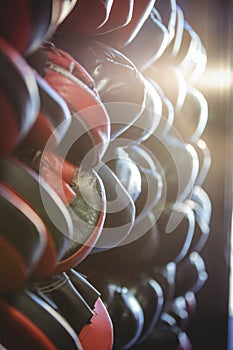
[0,0,78,54]
[79,297,114,350]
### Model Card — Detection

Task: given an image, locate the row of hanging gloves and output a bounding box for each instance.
[0,1,211,349]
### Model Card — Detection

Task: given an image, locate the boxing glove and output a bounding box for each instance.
[138,313,192,350]
[173,86,208,144]
[124,143,164,224]
[184,197,210,254]
[20,74,72,151]
[79,297,114,350]
[94,0,134,35]
[0,183,51,292]
[0,0,78,55]
[119,78,162,143]
[47,159,134,259]
[121,10,169,71]
[103,145,142,201]
[32,151,106,272]
[92,163,136,251]
[52,36,147,140]
[149,262,177,310]
[0,298,57,350]
[193,139,211,187]
[146,65,187,111]
[164,20,207,82]
[163,6,185,58]
[154,0,177,44]
[143,133,199,207]
[0,37,40,157]
[57,0,115,34]
[191,185,212,224]
[175,251,208,297]
[154,202,195,265]
[34,270,114,350]
[54,167,106,272]
[177,21,207,81]
[0,157,73,262]
[123,273,164,345]
[165,296,190,331]
[96,0,156,48]
[187,36,207,84]
[86,273,144,350]
[91,214,159,273]
[146,80,174,136]
[94,0,134,34]
[1,290,82,349]
[33,273,96,334]
[28,42,110,168]
[68,269,102,309]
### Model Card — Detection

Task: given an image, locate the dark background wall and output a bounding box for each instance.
[179,1,233,349]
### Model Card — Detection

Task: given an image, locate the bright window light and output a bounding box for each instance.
[197,67,232,90]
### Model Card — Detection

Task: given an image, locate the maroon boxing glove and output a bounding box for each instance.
[60,0,134,36]
[0,298,57,350]
[0,157,73,264]
[20,74,72,151]
[0,290,83,349]
[0,0,78,55]
[94,0,134,34]
[0,183,49,293]
[58,0,115,34]
[0,37,40,157]
[28,42,110,168]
